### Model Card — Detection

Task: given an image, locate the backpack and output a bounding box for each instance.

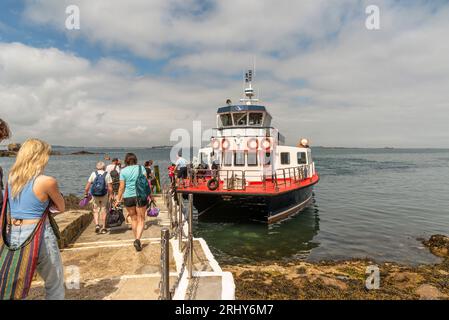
[110,165,120,193]
[106,206,125,228]
[135,166,151,200]
[90,171,107,196]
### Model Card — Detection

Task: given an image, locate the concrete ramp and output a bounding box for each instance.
[28,194,235,300]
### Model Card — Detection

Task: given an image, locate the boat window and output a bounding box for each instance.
[280,152,290,165]
[223,151,233,166]
[248,113,263,126]
[247,151,258,166]
[234,151,245,166]
[220,114,233,127]
[297,152,307,165]
[233,113,247,126]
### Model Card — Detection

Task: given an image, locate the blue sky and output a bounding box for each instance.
[1,0,449,147]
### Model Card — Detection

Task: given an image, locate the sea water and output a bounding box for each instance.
[1,147,448,265]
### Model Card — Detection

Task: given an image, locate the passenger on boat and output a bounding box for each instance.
[84,161,113,234]
[168,163,176,187]
[175,153,188,187]
[7,139,66,300]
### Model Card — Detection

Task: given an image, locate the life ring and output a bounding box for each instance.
[247,138,258,150]
[222,139,231,150]
[261,137,272,150]
[207,178,219,191]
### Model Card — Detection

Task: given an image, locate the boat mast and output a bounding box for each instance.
[240,69,259,105]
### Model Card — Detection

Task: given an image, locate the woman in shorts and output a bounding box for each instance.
[116,153,148,251]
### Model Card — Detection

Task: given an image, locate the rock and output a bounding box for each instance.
[7,143,21,152]
[71,150,101,155]
[0,150,16,157]
[423,235,449,258]
[415,284,445,300]
[319,276,348,290]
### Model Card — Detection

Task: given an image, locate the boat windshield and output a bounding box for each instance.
[233,113,247,126]
[220,113,233,127]
[248,113,263,126]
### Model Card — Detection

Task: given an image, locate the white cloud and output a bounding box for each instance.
[1,1,448,147]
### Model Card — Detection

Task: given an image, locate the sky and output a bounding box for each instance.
[0,0,449,148]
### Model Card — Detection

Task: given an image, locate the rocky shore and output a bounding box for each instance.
[224,235,449,300]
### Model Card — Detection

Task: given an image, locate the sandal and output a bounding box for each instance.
[95,224,101,233]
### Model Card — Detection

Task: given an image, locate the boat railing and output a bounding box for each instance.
[210,127,279,139]
[178,163,315,192]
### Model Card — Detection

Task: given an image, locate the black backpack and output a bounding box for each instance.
[106,206,125,228]
[110,165,120,193]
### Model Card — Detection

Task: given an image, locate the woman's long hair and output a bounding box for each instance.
[8,139,52,198]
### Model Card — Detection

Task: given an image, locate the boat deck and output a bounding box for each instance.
[177,174,319,196]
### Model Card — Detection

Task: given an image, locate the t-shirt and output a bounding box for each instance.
[175,157,188,168]
[119,165,146,198]
[106,164,121,174]
[88,170,113,184]
[168,166,175,177]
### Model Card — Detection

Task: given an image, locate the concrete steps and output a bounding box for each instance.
[28,193,235,300]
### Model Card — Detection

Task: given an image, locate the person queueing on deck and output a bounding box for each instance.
[175,152,188,188]
[7,139,66,300]
[115,153,148,252]
[0,118,11,209]
[84,161,113,234]
[168,163,176,188]
[105,158,121,202]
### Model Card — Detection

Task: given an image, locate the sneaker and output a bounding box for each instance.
[133,239,142,252]
[95,225,101,233]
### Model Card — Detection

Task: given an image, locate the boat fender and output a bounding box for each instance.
[207,178,219,191]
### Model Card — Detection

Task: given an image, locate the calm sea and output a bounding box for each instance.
[1,147,448,265]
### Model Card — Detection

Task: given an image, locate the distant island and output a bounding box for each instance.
[0,143,103,157]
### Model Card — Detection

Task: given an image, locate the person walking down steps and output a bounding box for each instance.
[84,162,113,234]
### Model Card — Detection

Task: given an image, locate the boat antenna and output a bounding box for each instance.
[240,67,259,105]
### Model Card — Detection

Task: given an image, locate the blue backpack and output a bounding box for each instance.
[91,171,108,196]
[136,166,151,200]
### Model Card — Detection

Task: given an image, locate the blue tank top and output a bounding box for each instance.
[8,178,50,220]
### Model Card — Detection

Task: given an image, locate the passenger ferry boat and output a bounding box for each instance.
[177,70,319,223]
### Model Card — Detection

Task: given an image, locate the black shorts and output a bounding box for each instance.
[124,197,149,208]
[177,167,187,179]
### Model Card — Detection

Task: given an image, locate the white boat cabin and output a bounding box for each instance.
[197,105,314,182]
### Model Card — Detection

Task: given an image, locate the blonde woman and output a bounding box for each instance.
[7,139,65,300]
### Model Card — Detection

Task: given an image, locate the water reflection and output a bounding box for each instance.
[194,196,321,264]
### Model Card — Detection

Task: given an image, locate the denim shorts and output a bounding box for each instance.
[7,220,65,300]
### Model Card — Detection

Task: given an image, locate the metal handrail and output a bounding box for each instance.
[183,163,315,191]
[159,189,196,300]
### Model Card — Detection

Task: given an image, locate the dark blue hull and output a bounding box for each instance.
[191,185,315,223]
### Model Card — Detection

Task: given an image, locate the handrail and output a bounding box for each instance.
[159,188,196,300]
[182,163,315,191]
